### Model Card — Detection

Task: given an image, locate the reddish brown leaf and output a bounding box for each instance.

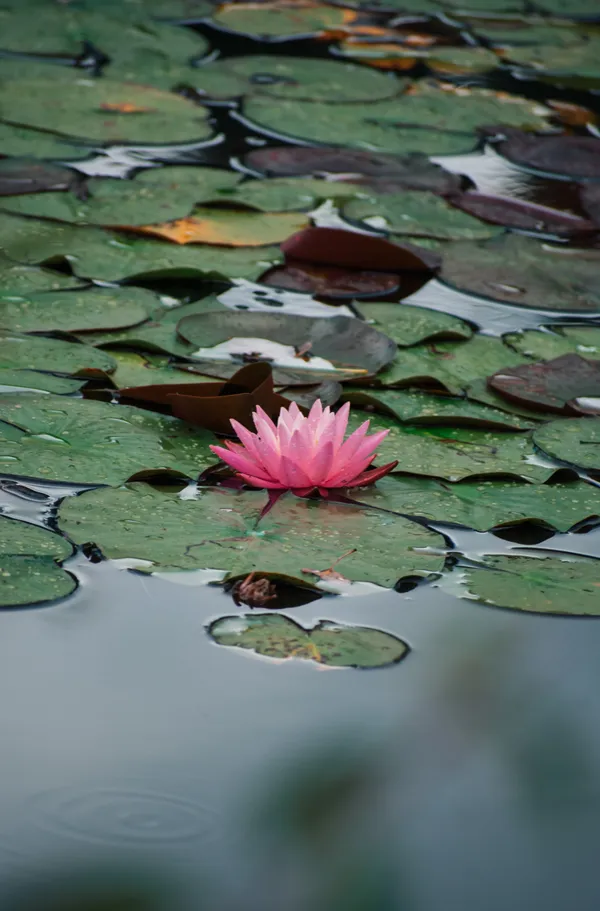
[447,191,596,237]
[580,184,600,228]
[488,354,600,415]
[281,226,441,272]
[120,362,294,434]
[259,261,402,298]
[490,128,600,179]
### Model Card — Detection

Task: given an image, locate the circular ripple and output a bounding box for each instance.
[30,786,217,846]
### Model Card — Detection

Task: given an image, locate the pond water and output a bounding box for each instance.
[2,3,600,908]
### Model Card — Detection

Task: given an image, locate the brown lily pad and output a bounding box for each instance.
[488,354,600,415]
[580,183,600,228]
[0,159,81,197]
[281,226,441,273]
[120,362,293,434]
[259,261,402,299]
[447,192,596,237]
[491,129,600,179]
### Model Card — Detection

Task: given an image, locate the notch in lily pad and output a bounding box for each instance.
[207,613,409,669]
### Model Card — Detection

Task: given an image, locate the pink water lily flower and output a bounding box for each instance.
[209,400,398,496]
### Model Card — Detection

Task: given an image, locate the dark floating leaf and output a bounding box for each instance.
[493,129,600,179]
[243,146,464,194]
[208,613,409,669]
[440,234,600,311]
[0,159,79,197]
[580,183,600,229]
[281,226,441,273]
[260,262,402,300]
[0,515,75,608]
[177,310,398,377]
[447,192,597,237]
[459,554,600,617]
[489,354,600,415]
[120,362,294,434]
[533,418,600,472]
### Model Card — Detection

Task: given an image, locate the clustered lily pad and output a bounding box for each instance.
[0,515,75,607]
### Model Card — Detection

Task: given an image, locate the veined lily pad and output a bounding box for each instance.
[57,483,445,586]
[0,78,212,145]
[345,410,559,482]
[208,614,409,669]
[343,388,536,430]
[369,475,600,532]
[0,214,284,282]
[440,235,600,311]
[0,286,156,334]
[533,418,600,472]
[192,55,401,102]
[2,167,242,226]
[355,302,473,346]
[0,332,116,375]
[458,554,600,616]
[177,310,397,376]
[0,514,75,607]
[0,394,215,484]
[342,191,498,241]
[376,335,529,394]
[0,370,84,395]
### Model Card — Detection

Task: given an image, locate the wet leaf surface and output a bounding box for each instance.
[355,301,473,345]
[0,331,116,375]
[58,482,445,585]
[0,515,75,607]
[460,554,600,616]
[533,418,600,472]
[260,262,403,300]
[505,327,600,361]
[126,208,309,246]
[0,394,215,484]
[489,354,600,415]
[281,225,441,272]
[0,286,156,334]
[208,613,409,669]
[0,370,84,395]
[440,235,600,311]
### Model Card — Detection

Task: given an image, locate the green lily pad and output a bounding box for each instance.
[466,378,546,422]
[339,43,499,76]
[0,332,116,375]
[0,159,77,196]
[0,370,84,395]
[345,410,559,482]
[505,327,600,360]
[0,213,284,282]
[208,614,409,669]
[57,483,445,586]
[441,235,600,311]
[2,167,243,226]
[342,191,499,241]
[177,310,397,376]
[193,55,401,102]
[343,388,536,430]
[0,514,75,607]
[376,335,529,394]
[102,349,220,389]
[533,418,600,472]
[0,253,84,294]
[211,178,362,213]
[0,286,156,333]
[501,31,600,82]
[244,96,480,157]
[355,302,473,347]
[369,475,600,531]
[534,0,600,19]
[458,554,600,616]
[0,394,215,484]
[211,3,348,37]
[0,78,212,145]
[75,0,212,20]
[0,122,91,161]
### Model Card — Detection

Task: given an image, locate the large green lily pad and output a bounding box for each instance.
[0,286,156,333]
[0,370,84,395]
[101,349,220,389]
[345,410,559,482]
[210,3,348,37]
[355,302,473,347]
[0,120,92,160]
[0,78,212,145]
[376,335,529,394]
[505,327,600,361]
[57,483,445,586]
[0,332,116,375]
[342,191,499,241]
[193,55,401,102]
[0,253,84,294]
[459,554,600,616]
[208,614,409,669]
[177,310,397,376]
[533,418,600,472]
[369,475,600,531]
[441,235,600,311]
[211,177,362,213]
[343,388,536,430]
[0,213,284,282]
[0,514,75,607]
[2,167,242,226]
[0,394,215,484]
